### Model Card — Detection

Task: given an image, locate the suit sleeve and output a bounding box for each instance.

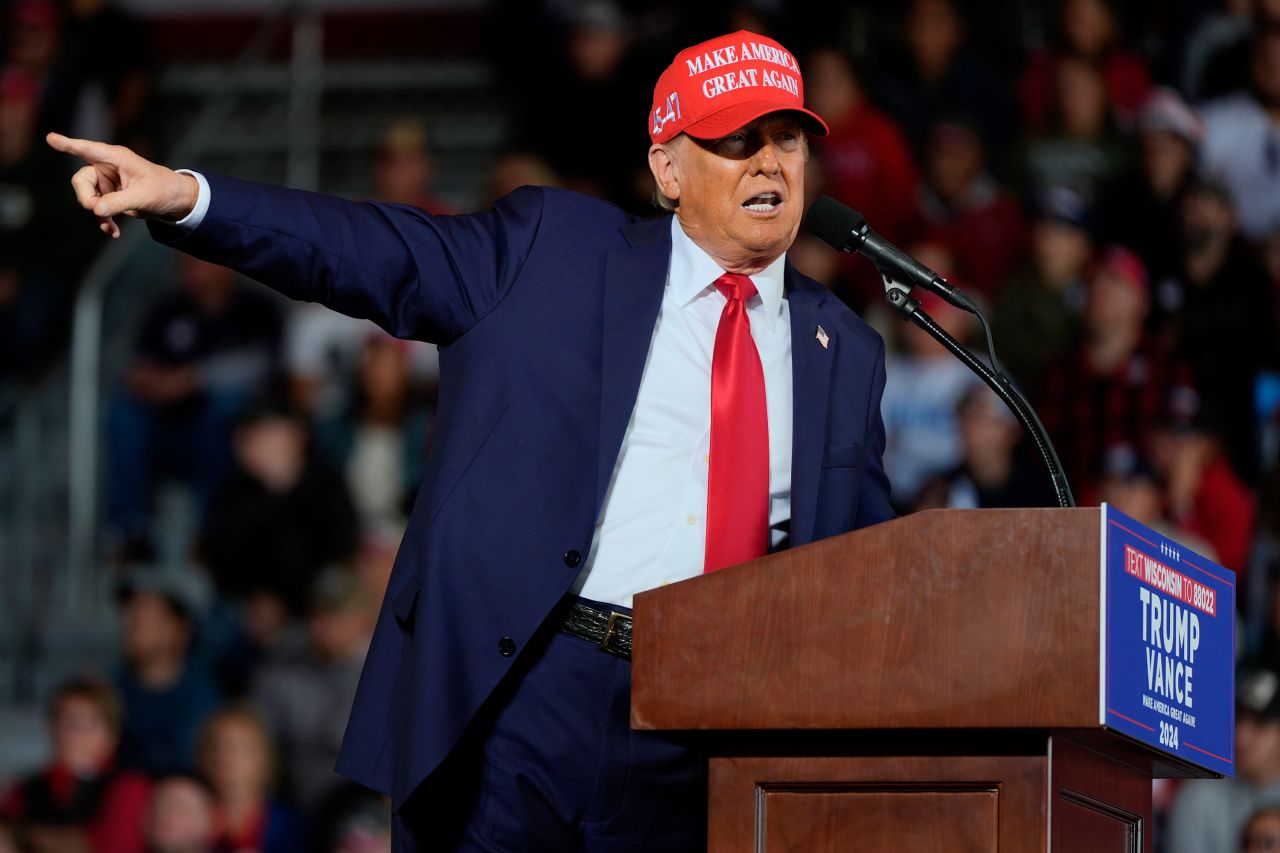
[149,175,546,346]
[856,335,896,528]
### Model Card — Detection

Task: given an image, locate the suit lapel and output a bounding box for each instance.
[787,265,836,546]
[596,216,672,515]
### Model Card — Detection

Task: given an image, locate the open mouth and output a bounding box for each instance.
[741,192,782,212]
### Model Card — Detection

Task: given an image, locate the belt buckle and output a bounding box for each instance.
[600,611,632,651]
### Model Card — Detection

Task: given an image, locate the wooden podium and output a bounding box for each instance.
[630,508,1224,852]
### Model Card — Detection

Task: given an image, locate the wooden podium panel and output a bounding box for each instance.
[708,754,1044,852]
[705,739,1151,852]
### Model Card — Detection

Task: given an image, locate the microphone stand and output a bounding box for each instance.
[881,275,1076,509]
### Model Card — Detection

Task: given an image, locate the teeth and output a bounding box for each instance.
[742,193,781,210]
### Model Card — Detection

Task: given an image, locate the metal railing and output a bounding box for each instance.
[64,5,303,608]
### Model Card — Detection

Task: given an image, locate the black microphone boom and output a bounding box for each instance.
[803,195,977,313]
[801,194,1075,509]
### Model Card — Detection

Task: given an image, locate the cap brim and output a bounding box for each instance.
[682,100,828,141]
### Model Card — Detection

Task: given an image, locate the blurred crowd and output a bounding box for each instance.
[4,0,1280,849]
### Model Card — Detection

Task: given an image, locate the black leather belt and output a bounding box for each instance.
[558,600,633,660]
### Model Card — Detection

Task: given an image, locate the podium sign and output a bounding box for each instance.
[1102,504,1235,776]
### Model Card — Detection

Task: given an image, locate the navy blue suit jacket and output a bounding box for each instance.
[154,175,894,809]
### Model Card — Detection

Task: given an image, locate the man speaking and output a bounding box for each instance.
[51,30,894,852]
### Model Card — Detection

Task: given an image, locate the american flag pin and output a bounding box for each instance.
[815,325,830,349]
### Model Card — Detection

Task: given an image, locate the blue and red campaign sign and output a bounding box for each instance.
[1103,504,1235,777]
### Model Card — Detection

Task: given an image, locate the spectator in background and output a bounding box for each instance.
[202,400,358,617]
[516,0,641,208]
[1188,0,1280,102]
[35,0,153,146]
[105,255,281,559]
[251,568,373,814]
[114,570,221,774]
[1097,89,1204,285]
[875,0,1015,162]
[1020,0,1151,130]
[805,45,920,309]
[807,46,919,246]
[0,65,95,381]
[1038,247,1191,504]
[1168,669,1280,853]
[911,384,1053,511]
[0,822,17,853]
[880,256,981,509]
[1242,806,1280,851]
[990,186,1092,386]
[1016,57,1129,200]
[283,122,441,425]
[314,334,430,541]
[0,678,150,853]
[197,706,305,853]
[1200,23,1280,244]
[1097,443,1218,558]
[1154,411,1257,576]
[483,149,559,207]
[5,1,61,113]
[908,117,1026,298]
[144,773,217,853]
[283,306,438,425]
[1162,173,1279,485]
[370,118,454,215]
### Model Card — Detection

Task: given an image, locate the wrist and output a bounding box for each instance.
[173,172,199,221]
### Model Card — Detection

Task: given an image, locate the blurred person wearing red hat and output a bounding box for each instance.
[1037,246,1197,504]
[1096,88,1205,284]
[48,28,896,851]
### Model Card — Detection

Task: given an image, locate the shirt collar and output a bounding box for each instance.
[667,217,787,332]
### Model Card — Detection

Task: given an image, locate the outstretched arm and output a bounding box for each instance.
[49,134,544,345]
[47,132,199,238]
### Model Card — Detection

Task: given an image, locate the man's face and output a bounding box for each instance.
[661,115,807,269]
[1237,713,1280,784]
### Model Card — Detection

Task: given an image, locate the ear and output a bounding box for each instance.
[648,143,680,203]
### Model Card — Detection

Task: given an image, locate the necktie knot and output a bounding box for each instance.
[714,272,758,304]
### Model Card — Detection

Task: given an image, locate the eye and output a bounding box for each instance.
[773,130,801,152]
[717,134,747,155]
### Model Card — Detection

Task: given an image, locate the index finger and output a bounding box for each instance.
[46,132,119,165]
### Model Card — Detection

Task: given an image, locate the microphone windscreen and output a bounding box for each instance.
[802,195,867,252]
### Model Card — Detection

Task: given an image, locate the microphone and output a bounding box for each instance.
[803,195,978,313]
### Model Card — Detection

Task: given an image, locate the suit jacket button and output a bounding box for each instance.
[498,637,517,657]
[563,549,582,568]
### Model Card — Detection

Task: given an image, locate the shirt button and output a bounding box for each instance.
[686,514,697,525]
[563,549,581,568]
[704,455,710,464]
[498,637,517,656]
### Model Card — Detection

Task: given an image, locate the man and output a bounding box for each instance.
[1199,22,1280,243]
[250,567,374,812]
[113,570,221,774]
[50,30,894,851]
[1168,669,1280,853]
[107,253,281,557]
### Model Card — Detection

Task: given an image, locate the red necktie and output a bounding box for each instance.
[705,273,769,573]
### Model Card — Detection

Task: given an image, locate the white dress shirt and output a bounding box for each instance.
[1200,93,1280,241]
[175,179,794,608]
[573,218,793,607]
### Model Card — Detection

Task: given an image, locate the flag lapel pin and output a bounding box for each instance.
[815,325,830,349]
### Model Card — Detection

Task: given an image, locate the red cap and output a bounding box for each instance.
[1092,245,1149,294]
[649,31,829,144]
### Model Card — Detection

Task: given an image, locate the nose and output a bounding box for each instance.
[749,141,781,176]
